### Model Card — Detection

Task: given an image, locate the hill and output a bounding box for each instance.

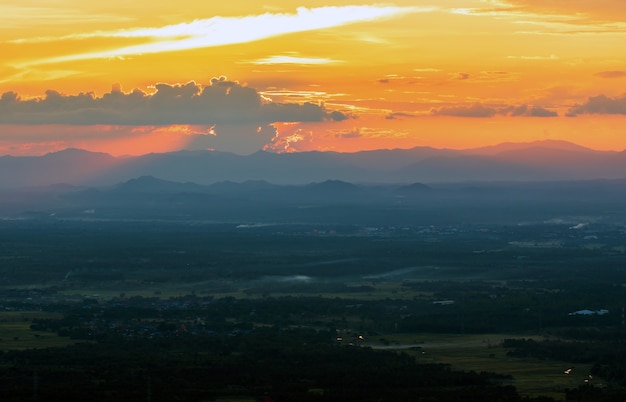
[0,141,624,188]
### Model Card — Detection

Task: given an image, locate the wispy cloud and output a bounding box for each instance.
[595,71,626,78]
[14,5,430,67]
[413,68,441,72]
[251,55,340,65]
[431,102,558,117]
[0,68,80,85]
[446,1,626,35]
[502,0,626,23]
[507,54,559,60]
[432,103,497,118]
[0,5,131,28]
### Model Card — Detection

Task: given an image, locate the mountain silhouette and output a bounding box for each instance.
[1,141,624,188]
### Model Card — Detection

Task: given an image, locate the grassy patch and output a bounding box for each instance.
[0,311,76,351]
[367,333,596,401]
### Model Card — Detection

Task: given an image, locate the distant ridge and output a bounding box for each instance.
[208,180,279,193]
[0,141,625,188]
[466,140,596,155]
[394,182,432,197]
[307,179,360,192]
[114,176,206,193]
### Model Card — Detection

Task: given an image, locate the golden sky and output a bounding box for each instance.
[1,0,626,155]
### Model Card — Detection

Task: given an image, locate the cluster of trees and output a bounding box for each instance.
[0,326,543,402]
[17,293,626,401]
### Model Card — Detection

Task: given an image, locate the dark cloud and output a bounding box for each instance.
[567,94,626,116]
[334,129,362,139]
[328,110,351,121]
[0,78,344,126]
[432,103,558,118]
[385,112,417,120]
[594,71,626,78]
[261,102,349,123]
[457,73,470,80]
[431,103,497,118]
[508,105,528,116]
[526,107,558,117]
[0,77,351,155]
[508,104,558,117]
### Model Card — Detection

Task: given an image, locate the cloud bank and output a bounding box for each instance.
[567,94,626,116]
[0,77,353,155]
[431,103,558,117]
[0,77,347,126]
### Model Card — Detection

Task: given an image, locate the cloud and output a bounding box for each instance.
[377,75,406,84]
[0,77,347,125]
[502,0,626,23]
[263,124,366,153]
[251,55,340,65]
[0,77,352,155]
[431,103,497,118]
[0,5,131,29]
[595,71,626,78]
[432,103,558,117]
[385,112,418,120]
[507,54,559,60]
[16,5,429,67]
[185,124,277,155]
[413,68,440,72]
[263,124,315,153]
[448,1,626,33]
[332,128,362,139]
[507,104,559,117]
[327,110,351,122]
[456,71,518,83]
[567,94,626,116]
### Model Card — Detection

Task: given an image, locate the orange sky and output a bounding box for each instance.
[1,1,626,155]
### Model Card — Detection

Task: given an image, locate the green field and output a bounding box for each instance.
[0,311,76,350]
[368,333,596,401]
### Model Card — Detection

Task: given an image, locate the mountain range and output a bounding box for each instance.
[0,140,624,189]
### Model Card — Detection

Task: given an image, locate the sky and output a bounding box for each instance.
[1,0,626,156]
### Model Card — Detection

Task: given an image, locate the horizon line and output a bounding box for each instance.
[3,138,623,158]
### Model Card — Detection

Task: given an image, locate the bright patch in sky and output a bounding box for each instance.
[16,5,426,67]
[252,56,339,65]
